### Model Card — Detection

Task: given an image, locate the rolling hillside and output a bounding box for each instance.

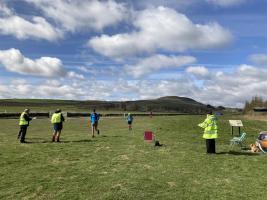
[0,96,215,114]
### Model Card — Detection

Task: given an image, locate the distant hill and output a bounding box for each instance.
[0,96,213,114]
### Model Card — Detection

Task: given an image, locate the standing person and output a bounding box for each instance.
[17,109,32,143]
[90,109,100,138]
[51,109,65,142]
[127,113,133,131]
[198,111,218,154]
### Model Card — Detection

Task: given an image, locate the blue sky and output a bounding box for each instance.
[0,0,267,107]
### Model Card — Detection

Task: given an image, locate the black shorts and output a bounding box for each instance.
[91,121,98,127]
[54,123,63,131]
[127,121,132,125]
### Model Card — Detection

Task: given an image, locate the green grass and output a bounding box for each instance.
[1,115,267,200]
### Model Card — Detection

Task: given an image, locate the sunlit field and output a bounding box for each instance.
[1,115,267,200]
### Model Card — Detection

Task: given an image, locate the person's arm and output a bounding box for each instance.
[24,114,32,122]
[61,114,65,122]
[198,118,208,128]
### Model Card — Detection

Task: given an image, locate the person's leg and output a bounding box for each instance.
[211,139,216,153]
[20,126,27,143]
[91,123,95,137]
[128,121,132,130]
[17,126,23,139]
[206,139,212,153]
[95,122,99,135]
[56,130,61,142]
[52,124,57,142]
[52,130,57,142]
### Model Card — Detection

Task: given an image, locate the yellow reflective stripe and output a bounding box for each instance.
[19,112,28,125]
[51,113,61,123]
[201,115,218,139]
[203,133,218,139]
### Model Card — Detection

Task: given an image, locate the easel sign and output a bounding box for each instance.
[229,120,243,136]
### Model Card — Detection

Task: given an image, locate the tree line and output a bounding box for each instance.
[243,96,267,114]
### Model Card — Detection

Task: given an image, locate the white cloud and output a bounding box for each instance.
[206,0,246,7]
[67,71,85,80]
[0,48,66,77]
[0,3,62,41]
[125,54,196,78]
[186,66,210,78]
[135,0,198,9]
[88,6,233,58]
[0,2,12,16]
[1,64,267,108]
[25,0,127,32]
[249,54,267,66]
[194,64,267,107]
[0,78,198,101]
[0,48,86,79]
[78,65,122,77]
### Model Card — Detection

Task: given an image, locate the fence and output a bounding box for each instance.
[0,112,49,119]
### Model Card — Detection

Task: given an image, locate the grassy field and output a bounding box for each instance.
[1,115,267,199]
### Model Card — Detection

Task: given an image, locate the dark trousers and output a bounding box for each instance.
[18,125,28,143]
[206,139,216,153]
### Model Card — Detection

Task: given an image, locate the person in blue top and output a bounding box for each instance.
[127,113,133,131]
[90,109,100,138]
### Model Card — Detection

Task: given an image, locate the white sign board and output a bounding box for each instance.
[229,120,243,127]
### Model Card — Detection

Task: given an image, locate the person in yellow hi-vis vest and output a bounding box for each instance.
[17,108,32,143]
[51,109,65,142]
[198,111,218,154]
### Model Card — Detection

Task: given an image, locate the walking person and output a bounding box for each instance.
[127,113,133,131]
[17,109,32,143]
[198,111,218,154]
[90,109,100,138]
[51,109,65,142]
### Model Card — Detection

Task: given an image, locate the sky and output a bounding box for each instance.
[0,0,267,107]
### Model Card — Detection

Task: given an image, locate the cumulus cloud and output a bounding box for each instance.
[78,65,122,77]
[0,2,62,41]
[206,0,246,7]
[25,0,127,32]
[195,64,267,107]
[249,54,267,66]
[186,66,210,78]
[67,71,85,80]
[0,2,12,16]
[0,48,86,79]
[0,16,63,41]
[135,0,198,9]
[0,78,198,101]
[125,54,196,78]
[88,6,233,58]
[0,48,66,77]
[1,63,267,108]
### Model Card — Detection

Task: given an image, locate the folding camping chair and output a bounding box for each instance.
[230,132,246,149]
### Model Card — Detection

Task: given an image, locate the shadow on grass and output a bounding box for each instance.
[25,139,95,144]
[216,151,261,156]
[23,140,50,144]
[70,139,94,143]
[101,135,122,138]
